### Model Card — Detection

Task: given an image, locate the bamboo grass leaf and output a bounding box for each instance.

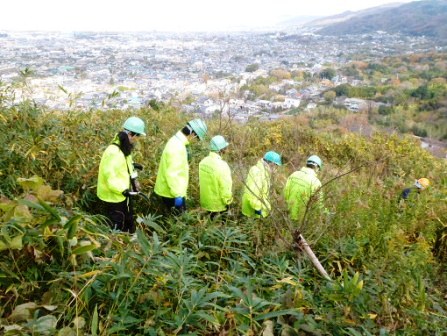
[17,176,45,191]
[71,244,98,255]
[110,273,132,281]
[0,234,23,251]
[255,308,303,321]
[77,270,103,278]
[64,214,82,239]
[136,228,153,257]
[18,199,45,211]
[13,204,33,221]
[91,304,98,336]
[8,302,38,322]
[28,314,58,335]
[37,198,61,220]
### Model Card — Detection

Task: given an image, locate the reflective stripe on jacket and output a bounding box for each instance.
[154,131,190,198]
[199,152,233,212]
[97,138,135,203]
[284,166,322,221]
[241,159,271,218]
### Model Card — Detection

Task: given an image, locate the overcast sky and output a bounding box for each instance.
[0,0,416,32]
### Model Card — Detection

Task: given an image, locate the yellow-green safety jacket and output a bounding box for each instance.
[154,131,190,198]
[284,166,323,221]
[97,137,136,203]
[199,152,233,212]
[241,159,271,218]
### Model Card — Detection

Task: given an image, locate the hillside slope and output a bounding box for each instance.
[317,0,447,39]
[0,99,446,334]
[303,3,403,29]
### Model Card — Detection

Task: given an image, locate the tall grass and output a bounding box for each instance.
[0,95,446,334]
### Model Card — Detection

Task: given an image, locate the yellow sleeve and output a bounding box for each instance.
[246,166,264,211]
[218,161,233,205]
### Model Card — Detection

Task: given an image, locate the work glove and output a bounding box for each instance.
[122,189,138,197]
[254,209,262,216]
[133,163,144,171]
[131,178,141,192]
[174,196,185,209]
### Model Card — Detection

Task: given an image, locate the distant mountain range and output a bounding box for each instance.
[295,0,447,40]
[304,2,403,29]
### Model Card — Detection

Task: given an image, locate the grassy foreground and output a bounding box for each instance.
[0,101,446,335]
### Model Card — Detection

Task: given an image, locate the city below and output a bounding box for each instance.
[0,30,444,124]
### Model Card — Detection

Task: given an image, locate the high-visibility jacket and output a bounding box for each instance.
[97,137,136,203]
[241,159,271,218]
[284,167,323,221]
[154,131,190,198]
[199,152,233,212]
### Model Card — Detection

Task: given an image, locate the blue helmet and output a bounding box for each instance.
[263,151,282,166]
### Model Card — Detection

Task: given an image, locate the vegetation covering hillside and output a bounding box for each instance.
[239,52,447,146]
[318,0,447,39]
[302,2,401,30]
[0,85,447,335]
[334,53,447,142]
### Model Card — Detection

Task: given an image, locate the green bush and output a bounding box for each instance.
[0,102,446,334]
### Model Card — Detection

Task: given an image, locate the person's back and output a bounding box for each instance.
[241,151,282,218]
[199,151,232,212]
[284,155,324,222]
[284,167,322,221]
[242,159,271,218]
[96,116,146,233]
[399,177,430,206]
[97,137,133,203]
[400,187,415,201]
[154,119,207,213]
[154,131,189,199]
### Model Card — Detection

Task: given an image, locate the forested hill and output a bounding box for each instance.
[317,0,447,39]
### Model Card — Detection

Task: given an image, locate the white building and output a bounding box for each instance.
[284,98,301,108]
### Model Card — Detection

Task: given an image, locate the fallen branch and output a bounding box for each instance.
[293,230,331,281]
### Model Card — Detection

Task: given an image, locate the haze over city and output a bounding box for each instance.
[1,0,416,32]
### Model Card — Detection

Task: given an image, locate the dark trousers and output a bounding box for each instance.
[103,198,135,233]
[208,210,228,221]
[158,195,186,215]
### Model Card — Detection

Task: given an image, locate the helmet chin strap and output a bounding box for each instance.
[187,124,199,139]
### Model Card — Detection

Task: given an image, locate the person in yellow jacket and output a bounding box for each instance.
[154,119,207,213]
[284,155,324,222]
[199,135,232,217]
[242,151,282,218]
[97,116,146,233]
